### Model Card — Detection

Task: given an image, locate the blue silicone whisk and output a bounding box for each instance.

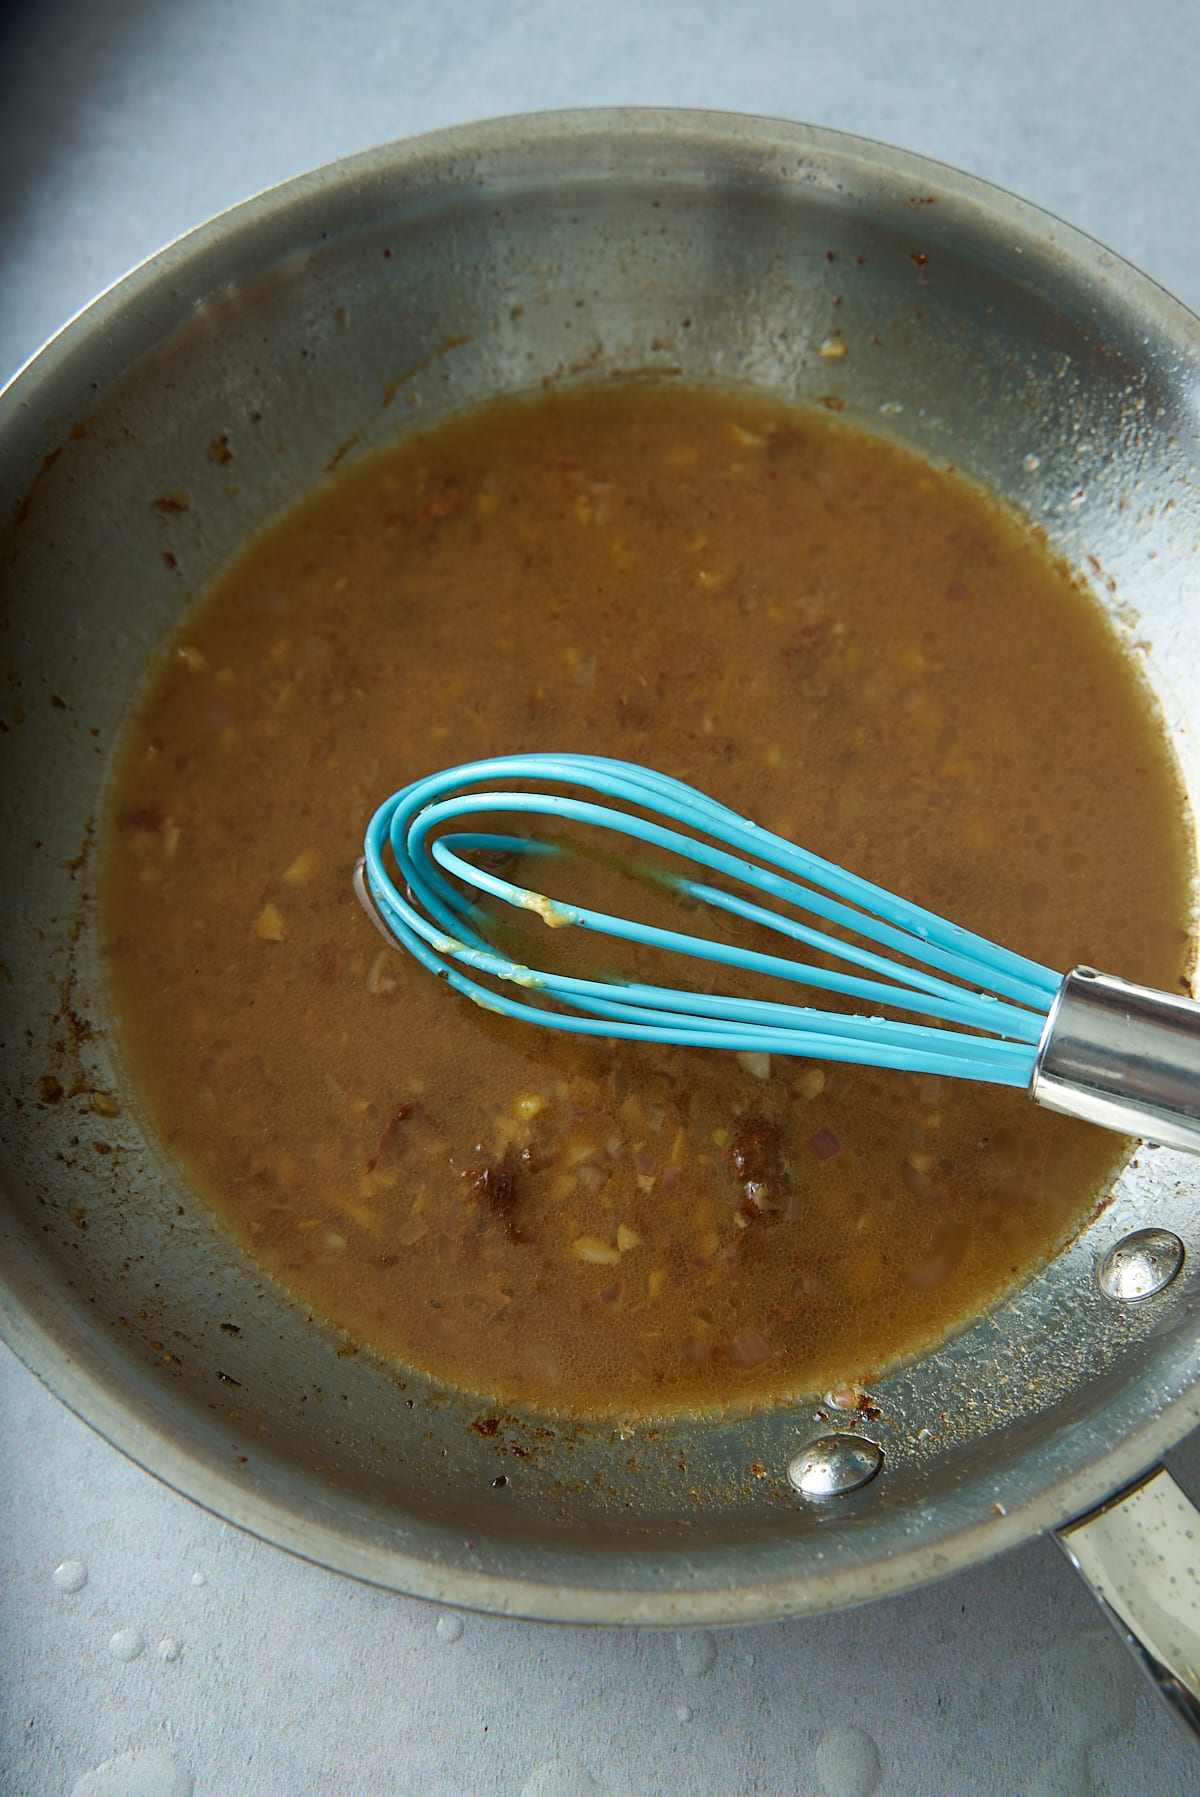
[356,754,1200,1153]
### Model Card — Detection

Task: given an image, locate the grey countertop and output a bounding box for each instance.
[3,4,1200,1793]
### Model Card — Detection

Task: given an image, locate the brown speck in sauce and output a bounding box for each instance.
[365,1099,419,1171]
[463,1145,524,1239]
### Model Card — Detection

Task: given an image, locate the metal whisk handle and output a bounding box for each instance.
[1032,969,1200,1153]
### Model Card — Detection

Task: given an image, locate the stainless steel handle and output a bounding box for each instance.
[1030,968,1200,1154]
[1056,1465,1200,1740]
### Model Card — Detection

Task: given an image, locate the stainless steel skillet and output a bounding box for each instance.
[1,110,1198,1728]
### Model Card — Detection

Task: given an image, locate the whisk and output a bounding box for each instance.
[356,753,1200,1154]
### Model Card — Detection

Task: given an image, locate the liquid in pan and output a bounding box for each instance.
[101,385,1196,1414]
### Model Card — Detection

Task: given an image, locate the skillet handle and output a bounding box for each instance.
[1030,968,1200,1154]
[1055,1464,1200,1739]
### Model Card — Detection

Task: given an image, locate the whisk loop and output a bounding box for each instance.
[358,753,1063,1086]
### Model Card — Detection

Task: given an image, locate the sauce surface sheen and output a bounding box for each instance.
[103,386,1194,1414]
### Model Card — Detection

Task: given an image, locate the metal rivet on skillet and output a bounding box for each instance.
[1097,1227,1185,1302]
[787,1433,883,1499]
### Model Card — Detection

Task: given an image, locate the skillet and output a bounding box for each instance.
[1,109,1197,1723]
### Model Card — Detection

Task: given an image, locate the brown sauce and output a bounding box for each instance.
[101,386,1195,1415]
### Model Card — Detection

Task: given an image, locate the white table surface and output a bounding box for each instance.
[3,4,1200,1793]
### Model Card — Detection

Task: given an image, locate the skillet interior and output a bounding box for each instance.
[2,110,1199,1623]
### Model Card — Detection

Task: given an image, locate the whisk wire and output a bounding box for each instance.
[422,830,1041,1042]
[360,753,1062,1086]
[409,756,1057,1003]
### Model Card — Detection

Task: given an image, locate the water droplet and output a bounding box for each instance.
[1040,1624,1136,1744]
[520,1758,605,1797]
[674,1627,717,1677]
[108,1627,147,1662]
[814,1723,882,1797]
[189,1571,206,1587]
[878,400,904,417]
[675,1704,692,1722]
[72,1750,193,1797]
[52,1559,88,1592]
[158,1637,182,1662]
[435,1612,463,1643]
[1023,453,1041,473]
